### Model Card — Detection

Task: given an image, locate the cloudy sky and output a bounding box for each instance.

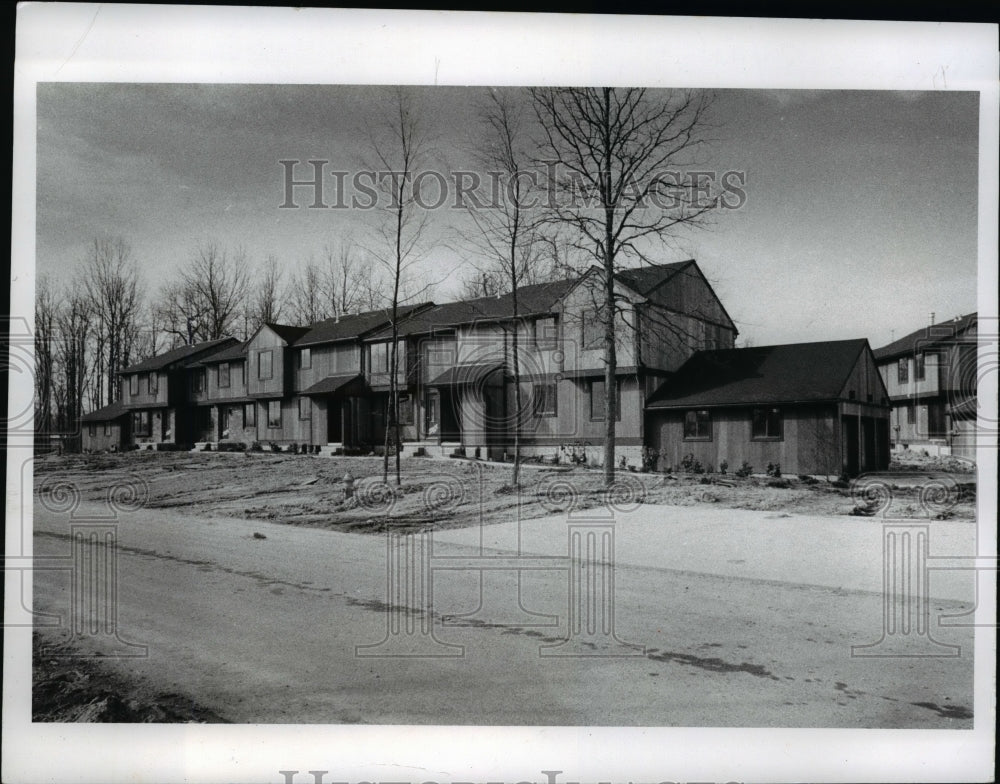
[36,84,979,348]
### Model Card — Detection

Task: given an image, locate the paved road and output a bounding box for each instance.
[31,501,976,726]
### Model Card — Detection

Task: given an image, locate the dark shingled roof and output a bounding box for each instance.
[615,259,694,295]
[873,312,977,361]
[368,278,580,340]
[294,303,434,347]
[195,341,248,365]
[81,400,129,422]
[301,374,366,396]
[428,361,504,387]
[646,339,870,409]
[120,337,237,374]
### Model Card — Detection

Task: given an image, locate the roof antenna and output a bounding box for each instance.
[929,311,935,326]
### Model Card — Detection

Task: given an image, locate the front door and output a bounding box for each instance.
[327,398,343,443]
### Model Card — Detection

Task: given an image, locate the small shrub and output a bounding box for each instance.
[641,447,660,473]
[766,462,782,478]
[719,460,728,475]
[766,479,791,489]
[734,461,753,478]
[681,453,705,474]
[797,474,818,485]
[269,442,281,452]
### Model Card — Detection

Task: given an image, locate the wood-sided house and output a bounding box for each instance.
[118,337,238,449]
[872,312,978,459]
[645,338,891,477]
[81,400,130,452]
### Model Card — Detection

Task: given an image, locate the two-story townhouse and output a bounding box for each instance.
[117,337,237,449]
[184,341,256,446]
[873,312,977,458]
[291,303,433,453]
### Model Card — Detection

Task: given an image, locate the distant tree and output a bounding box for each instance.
[287,257,324,327]
[322,238,366,319]
[532,87,715,485]
[156,242,250,343]
[34,274,60,436]
[56,286,91,447]
[82,235,143,405]
[247,254,286,332]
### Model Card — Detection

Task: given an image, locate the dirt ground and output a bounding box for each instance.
[32,632,227,723]
[33,448,977,536]
[29,448,978,724]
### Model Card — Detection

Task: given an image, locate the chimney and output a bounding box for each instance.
[929,312,935,326]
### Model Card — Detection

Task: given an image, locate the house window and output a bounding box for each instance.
[129,374,139,396]
[148,373,158,395]
[258,350,273,380]
[104,422,110,436]
[751,407,783,440]
[244,402,256,428]
[906,405,915,425]
[397,394,413,425]
[132,411,151,437]
[88,424,96,437]
[534,382,558,417]
[238,362,245,385]
[218,362,230,388]
[683,409,712,440]
[267,400,281,428]
[589,379,621,421]
[534,317,558,350]
[367,342,390,373]
[300,348,311,369]
[897,357,908,384]
[424,390,440,435]
[582,310,603,350]
[191,369,206,393]
[928,402,946,437]
[220,406,230,435]
[915,353,925,381]
[299,397,311,420]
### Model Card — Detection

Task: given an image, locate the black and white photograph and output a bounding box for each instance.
[5,6,997,784]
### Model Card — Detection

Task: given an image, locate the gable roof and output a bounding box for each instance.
[615,259,694,296]
[264,322,312,345]
[119,337,237,374]
[873,312,977,361]
[294,302,434,347]
[646,339,871,409]
[81,399,129,423]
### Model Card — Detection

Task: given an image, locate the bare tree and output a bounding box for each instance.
[56,286,91,449]
[156,242,250,343]
[34,274,60,437]
[83,235,143,405]
[322,239,366,319]
[366,88,433,485]
[531,87,714,485]
[287,257,325,327]
[460,88,546,486]
[247,254,286,332]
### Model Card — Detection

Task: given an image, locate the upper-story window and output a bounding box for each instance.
[751,407,783,440]
[129,374,139,396]
[218,362,230,388]
[191,369,206,393]
[367,342,389,373]
[533,317,558,350]
[897,357,908,384]
[581,310,603,350]
[147,372,158,395]
[300,348,312,369]
[258,350,273,380]
[915,353,925,381]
